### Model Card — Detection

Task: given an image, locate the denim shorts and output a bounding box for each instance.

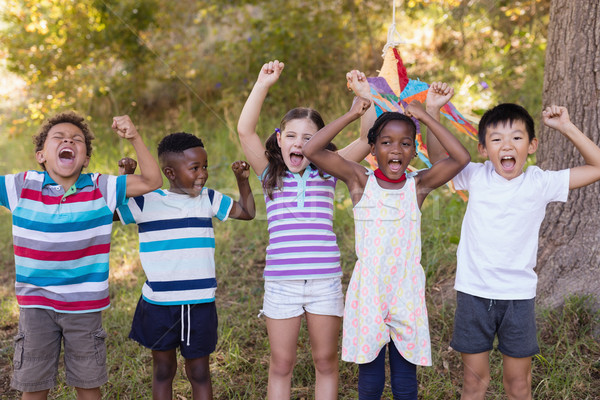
[450,291,539,358]
[129,296,218,359]
[261,277,344,319]
[11,308,108,392]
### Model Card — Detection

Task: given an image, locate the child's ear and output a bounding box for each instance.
[83,156,90,169]
[528,138,539,154]
[35,150,46,165]
[163,166,175,180]
[477,143,488,158]
[370,143,376,157]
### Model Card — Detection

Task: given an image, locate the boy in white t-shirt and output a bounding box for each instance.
[426,87,600,400]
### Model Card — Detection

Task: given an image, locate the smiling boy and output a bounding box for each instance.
[116,132,255,399]
[2,111,162,400]
[426,100,600,400]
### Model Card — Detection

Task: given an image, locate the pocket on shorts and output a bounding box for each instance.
[12,332,25,370]
[92,328,108,366]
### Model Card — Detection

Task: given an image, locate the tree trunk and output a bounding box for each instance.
[537,0,600,309]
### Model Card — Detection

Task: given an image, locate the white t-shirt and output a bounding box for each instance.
[453,161,570,300]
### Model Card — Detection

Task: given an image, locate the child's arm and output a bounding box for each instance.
[113,157,138,222]
[542,105,600,189]
[228,160,256,220]
[336,70,377,163]
[303,97,372,205]
[407,101,470,206]
[237,60,284,176]
[424,82,456,165]
[112,116,162,197]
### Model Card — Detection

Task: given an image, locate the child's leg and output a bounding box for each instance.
[74,387,101,400]
[460,352,491,400]
[388,341,417,400]
[265,316,302,400]
[357,344,386,399]
[21,390,50,400]
[151,349,178,400]
[184,356,212,400]
[305,312,341,400]
[502,355,532,400]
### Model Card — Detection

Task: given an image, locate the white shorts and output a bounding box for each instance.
[260,277,344,319]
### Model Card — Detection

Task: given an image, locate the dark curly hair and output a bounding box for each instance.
[157,132,204,163]
[478,103,535,146]
[367,112,417,145]
[263,107,336,199]
[33,111,95,170]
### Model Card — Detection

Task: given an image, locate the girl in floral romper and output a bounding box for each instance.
[303,89,470,399]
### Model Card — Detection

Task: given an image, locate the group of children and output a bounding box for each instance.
[3,59,600,400]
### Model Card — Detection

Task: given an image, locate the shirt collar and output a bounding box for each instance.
[42,171,94,188]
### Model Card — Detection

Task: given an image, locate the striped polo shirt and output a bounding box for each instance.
[260,165,342,280]
[0,171,127,313]
[116,188,233,305]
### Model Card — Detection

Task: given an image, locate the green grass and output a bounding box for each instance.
[0,121,599,399]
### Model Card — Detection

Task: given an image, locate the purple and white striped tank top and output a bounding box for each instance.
[260,165,342,280]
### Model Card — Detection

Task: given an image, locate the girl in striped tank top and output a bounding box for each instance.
[303,91,470,399]
[237,60,375,400]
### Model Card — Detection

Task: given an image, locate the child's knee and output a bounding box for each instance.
[503,374,531,399]
[463,369,490,393]
[312,352,338,375]
[153,362,177,383]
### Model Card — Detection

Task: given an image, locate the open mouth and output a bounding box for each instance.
[500,156,516,171]
[289,152,304,168]
[388,159,402,172]
[59,148,75,163]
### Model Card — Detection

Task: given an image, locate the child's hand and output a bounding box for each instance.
[349,96,371,118]
[346,70,371,99]
[231,160,251,180]
[256,60,284,88]
[542,105,573,131]
[405,100,427,119]
[118,157,137,175]
[426,82,454,111]
[112,115,139,140]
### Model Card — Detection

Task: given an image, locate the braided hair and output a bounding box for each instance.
[367,112,417,145]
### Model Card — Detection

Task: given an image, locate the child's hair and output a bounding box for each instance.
[263,107,336,199]
[157,132,204,162]
[367,112,417,145]
[34,111,95,170]
[478,103,535,146]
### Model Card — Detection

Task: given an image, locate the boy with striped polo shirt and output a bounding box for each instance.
[2,112,162,399]
[116,132,255,399]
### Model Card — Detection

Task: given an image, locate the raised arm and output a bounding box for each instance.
[337,70,377,163]
[237,60,284,176]
[407,101,470,206]
[542,105,600,189]
[228,160,256,220]
[303,97,372,204]
[425,82,455,165]
[112,116,162,197]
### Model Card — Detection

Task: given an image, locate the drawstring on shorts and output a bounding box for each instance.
[181,304,191,346]
[487,299,496,311]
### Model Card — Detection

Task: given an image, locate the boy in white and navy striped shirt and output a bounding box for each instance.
[116,132,254,399]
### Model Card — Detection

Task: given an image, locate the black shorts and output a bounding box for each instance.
[450,291,539,358]
[129,296,218,359]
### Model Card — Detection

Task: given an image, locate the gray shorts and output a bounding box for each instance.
[11,308,108,392]
[450,291,539,358]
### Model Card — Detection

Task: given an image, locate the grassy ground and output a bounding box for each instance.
[0,122,599,399]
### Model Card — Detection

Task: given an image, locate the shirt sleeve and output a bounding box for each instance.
[538,168,570,203]
[452,162,480,191]
[207,188,233,221]
[0,173,24,211]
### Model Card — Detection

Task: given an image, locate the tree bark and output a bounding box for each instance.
[537,0,600,309]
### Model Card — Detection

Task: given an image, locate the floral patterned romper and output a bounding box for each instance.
[341,171,431,366]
